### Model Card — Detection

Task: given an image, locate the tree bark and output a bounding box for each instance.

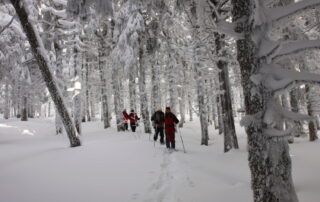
[306,85,318,141]
[232,0,298,201]
[11,0,80,147]
[129,71,137,112]
[4,82,10,119]
[214,32,238,152]
[138,35,152,134]
[21,95,28,121]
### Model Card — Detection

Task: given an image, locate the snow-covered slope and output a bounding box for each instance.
[0,118,318,202]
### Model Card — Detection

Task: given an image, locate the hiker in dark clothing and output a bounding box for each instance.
[151,108,165,144]
[164,107,179,149]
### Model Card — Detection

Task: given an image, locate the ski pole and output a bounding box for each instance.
[178,127,186,153]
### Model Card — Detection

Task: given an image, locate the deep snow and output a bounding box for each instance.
[0,117,319,202]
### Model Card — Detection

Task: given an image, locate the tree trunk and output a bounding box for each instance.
[73,44,82,135]
[4,82,10,119]
[210,78,219,129]
[305,85,318,141]
[215,33,239,152]
[21,95,28,121]
[138,36,152,134]
[90,91,96,120]
[151,59,161,114]
[129,71,137,112]
[218,61,239,152]
[232,0,298,201]
[188,90,193,121]
[85,57,91,122]
[54,41,64,134]
[11,0,80,147]
[178,64,187,128]
[216,96,223,135]
[98,40,110,129]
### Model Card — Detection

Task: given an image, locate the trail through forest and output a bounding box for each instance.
[0,118,319,202]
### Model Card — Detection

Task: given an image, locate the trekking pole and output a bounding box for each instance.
[178,127,186,153]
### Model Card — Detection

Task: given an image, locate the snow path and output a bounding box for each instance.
[0,118,319,202]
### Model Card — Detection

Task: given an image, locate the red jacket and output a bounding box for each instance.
[123,111,140,124]
[164,112,179,134]
[129,113,139,124]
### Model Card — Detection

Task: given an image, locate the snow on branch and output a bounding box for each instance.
[271,40,320,60]
[267,0,320,23]
[263,127,296,138]
[42,7,67,18]
[263,99,314,128]
[251,63,320,91]
[53,0,67,6]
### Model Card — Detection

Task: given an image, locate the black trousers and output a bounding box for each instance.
[130,123,136,132]
[124,122,128,130]
[154,126,164,144]
[165,133,175,149]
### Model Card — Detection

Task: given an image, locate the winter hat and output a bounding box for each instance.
[131,109,134,113]
[165,107,171,111]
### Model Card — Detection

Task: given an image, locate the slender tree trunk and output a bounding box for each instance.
[290,88,304,137]
[167,52,177,114]
[210,79,219,129]
[306,85,318,141]
[188,90,193,121]
[193,46,209,145]
[215,33,238,152]
[151,60,161,114]
[4,82,10,119]
[216,96,223,135]
[138,36,152,134]
[11,0,80,147]
[85,57,91,122]
[54,41,64,134]
[90,91,96,120]
[73,45,82,135]
[113,65,122,131]
[21,95,28,121]
[129,71,137,111]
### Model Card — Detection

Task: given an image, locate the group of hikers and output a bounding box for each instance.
[122,107,179,149]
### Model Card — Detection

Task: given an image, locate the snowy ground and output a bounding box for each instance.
[0,117,319,202]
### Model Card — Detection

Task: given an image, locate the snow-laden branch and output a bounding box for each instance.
[270,40,320,60]
[251,63,320,91]
[263,127,296,138]
[53,0,67,6]
[267,0,320,23]
[57,19,77,28]
[42,7,67,18]
[263,99,314,128]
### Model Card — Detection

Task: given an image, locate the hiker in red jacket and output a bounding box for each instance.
[164,107,179,149]
[124,109,140,132]
[122,109,129,131]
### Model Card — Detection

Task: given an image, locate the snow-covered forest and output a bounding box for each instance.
[1,0,320,201]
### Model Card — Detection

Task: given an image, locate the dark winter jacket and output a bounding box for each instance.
[151,110,165,127]
[164,112,179,134]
